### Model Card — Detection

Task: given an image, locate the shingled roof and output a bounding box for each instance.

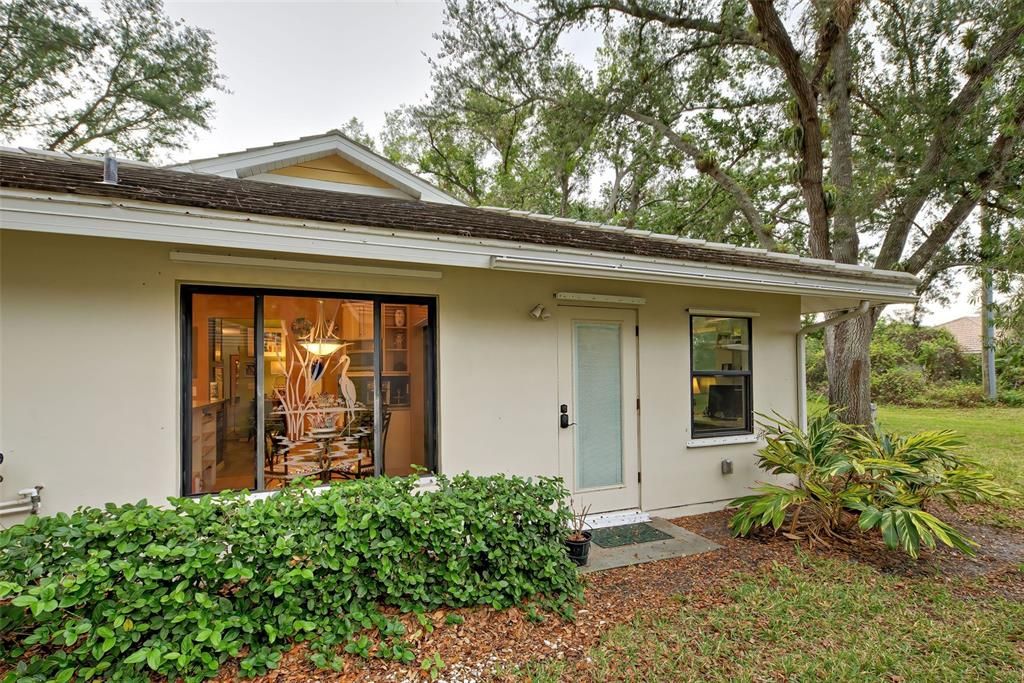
[0,149,915,286]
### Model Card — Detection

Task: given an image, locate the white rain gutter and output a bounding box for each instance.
[796,300,871,430]
[0,189,920,307]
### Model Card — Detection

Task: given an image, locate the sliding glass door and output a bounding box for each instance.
[182,287,436,495]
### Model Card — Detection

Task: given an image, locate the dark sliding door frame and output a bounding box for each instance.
[179,284,439,496]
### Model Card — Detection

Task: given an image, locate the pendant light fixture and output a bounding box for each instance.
[298,300,347,357]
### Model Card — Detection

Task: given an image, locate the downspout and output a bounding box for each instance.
[796,300,871,430]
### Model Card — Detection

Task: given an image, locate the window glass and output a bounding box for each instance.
[185,289,436,495]
[691,315,752,438]
[574,322,624,489]
[692,376,748,434]
[382,304,432,476]
[263,296,378,489]
[692,316,750,371]
[188,293,257,494]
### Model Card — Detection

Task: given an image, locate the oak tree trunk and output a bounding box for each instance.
[824,313,876,426]
[822,17,874,426]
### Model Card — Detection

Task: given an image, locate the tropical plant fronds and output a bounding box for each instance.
[729,410,1018,558]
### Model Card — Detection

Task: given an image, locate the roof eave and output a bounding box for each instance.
[0,187,919,307]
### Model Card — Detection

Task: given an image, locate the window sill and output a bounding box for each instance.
[686,434,758,448]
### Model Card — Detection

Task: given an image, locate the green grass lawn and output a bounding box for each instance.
[522,555,1024,682]
[519,406,1024,682]
[876,405,1024,499]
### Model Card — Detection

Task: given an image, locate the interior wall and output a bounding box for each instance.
[0,230,800,515]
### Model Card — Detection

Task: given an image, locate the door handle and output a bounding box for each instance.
[559,404,575,429]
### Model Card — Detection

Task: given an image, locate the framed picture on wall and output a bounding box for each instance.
[213,366,224,401]
[243,361,256,377]
[264,331,284,358]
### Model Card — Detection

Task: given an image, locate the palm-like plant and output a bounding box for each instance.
[729,411,1017,558]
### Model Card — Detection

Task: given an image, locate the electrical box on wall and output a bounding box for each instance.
[721,459,734,475]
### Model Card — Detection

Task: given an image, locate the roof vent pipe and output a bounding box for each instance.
[101,150,118,184]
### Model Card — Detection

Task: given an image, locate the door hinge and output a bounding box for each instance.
[635,325,639,336]
[637,471,642,484]
[636,397,640,410]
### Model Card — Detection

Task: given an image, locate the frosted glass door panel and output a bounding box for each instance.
[574,322,623,489]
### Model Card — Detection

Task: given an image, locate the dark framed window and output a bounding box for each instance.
[690,315,753,438]
[181,285,438,495]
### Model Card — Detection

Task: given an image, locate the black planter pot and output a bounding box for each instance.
[564,531,592,566]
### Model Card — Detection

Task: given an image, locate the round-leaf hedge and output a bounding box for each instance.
[0,474,582,681]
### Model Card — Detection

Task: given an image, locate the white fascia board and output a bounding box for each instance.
[490,255,919,304]
[0,188,919,305]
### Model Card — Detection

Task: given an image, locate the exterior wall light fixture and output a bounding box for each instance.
[530,304,551,320]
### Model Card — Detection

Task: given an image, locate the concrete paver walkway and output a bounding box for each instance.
[580,517,720,573]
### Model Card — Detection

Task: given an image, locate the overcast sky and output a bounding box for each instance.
[62,2,987,323]
[162,0,449,163]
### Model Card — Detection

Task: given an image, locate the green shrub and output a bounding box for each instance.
[869,335,914,374]
[872,367,927,405]
[996,340,1024,390]
[804,334,828,395]
[870,321,977,383]
[911,382,986,408]
[729,412,1016,558]
[998,388,1024,406]
[0,474,582,682]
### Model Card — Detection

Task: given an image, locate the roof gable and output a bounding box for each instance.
[167,130,464,205]
[268,154,393,188]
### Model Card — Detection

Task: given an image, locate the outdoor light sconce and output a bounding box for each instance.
[529,304,551,320]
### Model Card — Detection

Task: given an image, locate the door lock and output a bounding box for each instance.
[559,404,575,429]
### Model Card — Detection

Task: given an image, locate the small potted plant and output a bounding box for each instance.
[564,501,592,566]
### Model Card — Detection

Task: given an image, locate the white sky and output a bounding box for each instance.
[44,1,986,323]
[161,0,449,163]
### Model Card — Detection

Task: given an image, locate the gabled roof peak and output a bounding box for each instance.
[167,129,464,206]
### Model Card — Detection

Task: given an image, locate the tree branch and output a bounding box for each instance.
[903,98,1024,274]
[573,1,760,46]
[749,0,830,258]
[875,21,1024,270]
[623,109,777,250]
[809,0,862,90]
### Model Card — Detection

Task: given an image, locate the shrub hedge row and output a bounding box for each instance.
[0,474,583,681]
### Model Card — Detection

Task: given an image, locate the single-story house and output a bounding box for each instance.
[0,131,918,522]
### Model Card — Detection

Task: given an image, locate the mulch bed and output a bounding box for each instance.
[219,508,1023,682]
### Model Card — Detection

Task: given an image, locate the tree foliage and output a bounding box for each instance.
[382,0,1024,423]
[0,0,224,159]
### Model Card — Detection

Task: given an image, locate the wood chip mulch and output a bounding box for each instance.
[217,508,1022,682]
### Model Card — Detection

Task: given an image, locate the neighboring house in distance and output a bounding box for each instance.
[935,315,984,355]
[0,130,918,522]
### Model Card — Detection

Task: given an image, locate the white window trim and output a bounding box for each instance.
[690,314,754,443]
[687,434,759,448]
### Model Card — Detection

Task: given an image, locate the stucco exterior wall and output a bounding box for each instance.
[0,230,799,516]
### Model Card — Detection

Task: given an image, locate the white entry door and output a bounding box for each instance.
[557,307,640,513]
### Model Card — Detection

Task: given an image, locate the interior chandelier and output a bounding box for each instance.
[298,300,347,357]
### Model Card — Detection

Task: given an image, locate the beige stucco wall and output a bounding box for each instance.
[0,230,799,517]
